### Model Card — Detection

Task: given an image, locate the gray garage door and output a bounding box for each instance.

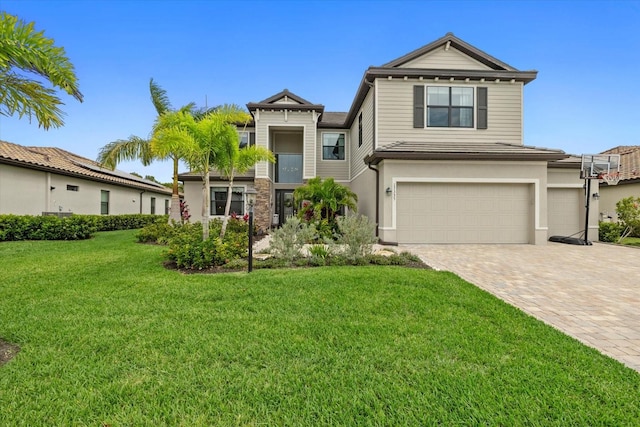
[396,182,531,244]
[548,188,582,237]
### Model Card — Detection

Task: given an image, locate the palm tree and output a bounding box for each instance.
[213,106,274,238]
[151,107,255,240]
[294,177,358,223]
[0,12,83,129]
[97,78,194,223]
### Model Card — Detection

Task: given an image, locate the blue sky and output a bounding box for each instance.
[1,0,639,182]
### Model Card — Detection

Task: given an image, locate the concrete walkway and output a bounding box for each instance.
[400,242,640,373]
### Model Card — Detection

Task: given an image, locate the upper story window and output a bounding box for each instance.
[414,85,487,130]
[239,131,255,148]
[358,113,363,147]
[322,133,345,160]
[427,86,473,128]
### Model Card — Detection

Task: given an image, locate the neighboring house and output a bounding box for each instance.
[599,145,640,222]
[181,33,589,244]
[0,140,172,216]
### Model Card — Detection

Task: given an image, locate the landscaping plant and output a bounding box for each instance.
[616,196,640,240]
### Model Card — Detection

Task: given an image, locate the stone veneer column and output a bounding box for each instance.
[253,178,272,233]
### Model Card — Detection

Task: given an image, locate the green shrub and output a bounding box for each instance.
[163,222,248,270]
[269,217,316,262]
[616,196,640,238]
[0,214,97,241]
[136,221,180,244]
[335,214,377,261]
[91,214,166,231]
[598,221,622,243]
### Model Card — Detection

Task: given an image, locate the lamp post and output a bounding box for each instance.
[245,187,258,273]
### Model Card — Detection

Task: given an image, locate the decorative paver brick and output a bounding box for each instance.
[401,242,640,373]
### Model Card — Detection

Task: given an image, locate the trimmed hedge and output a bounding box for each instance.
[0,214,167,241]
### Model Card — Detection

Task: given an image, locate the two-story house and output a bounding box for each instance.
[180,33,591,245]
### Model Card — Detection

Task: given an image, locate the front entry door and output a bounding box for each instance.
[275,190,296,226]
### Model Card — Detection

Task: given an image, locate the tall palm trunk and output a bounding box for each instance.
[202,171,210,240]
[169,156,182,223]
[220,177,235,240]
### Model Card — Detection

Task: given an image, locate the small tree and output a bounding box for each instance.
[151,108,252,241]
[293,177,358,238]
[616,196,640,241]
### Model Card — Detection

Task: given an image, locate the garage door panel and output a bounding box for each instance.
[397,182,531,244]
[548,188,581,237]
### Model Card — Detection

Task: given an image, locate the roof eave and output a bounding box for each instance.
[365,151,568,165]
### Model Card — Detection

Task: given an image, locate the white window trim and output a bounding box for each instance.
[423,84,478,131]
[320,131,347,162]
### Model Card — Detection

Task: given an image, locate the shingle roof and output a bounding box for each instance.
[319,112,348,127]
[364,141,567,164]
[0,140,172,194]
[601,145,640,181]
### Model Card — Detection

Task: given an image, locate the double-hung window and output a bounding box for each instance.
[239,131,255,148]
[414,85,487,129]
[427,86,474,128]
[211,187,244,216]
[100,190,109,215]
[322,133,345,160]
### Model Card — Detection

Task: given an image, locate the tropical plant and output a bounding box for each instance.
[212,107,274,238]
[294,177,358,237]
[97,79,190,222]
[150,107,255,240]
[615,196,640,241]
[0,12,83,129]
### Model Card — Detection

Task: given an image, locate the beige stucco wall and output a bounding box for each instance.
[599,182,640,222]
[376,78,523,147]
[0,164,171,215]
[377,160,549,244]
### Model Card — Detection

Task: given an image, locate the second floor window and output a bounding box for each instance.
[322,133,345,160]
[427,86,474,128]
[239,131,255,148]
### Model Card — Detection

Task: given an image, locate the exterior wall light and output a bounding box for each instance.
[592,192,600,200]
[385,187,392,196]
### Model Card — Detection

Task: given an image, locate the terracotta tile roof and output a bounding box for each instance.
[601,145,640,181]
[0,140,172,194]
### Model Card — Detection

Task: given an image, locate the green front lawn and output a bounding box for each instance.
[621,236,640,247]
[0,230,638,425]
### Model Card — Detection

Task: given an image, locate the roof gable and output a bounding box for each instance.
[383,32,518,71]
[247,88,324,114]
[258,89,315,105]
[400,45,493,70]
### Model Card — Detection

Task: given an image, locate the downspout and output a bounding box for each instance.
[367,162,379,238]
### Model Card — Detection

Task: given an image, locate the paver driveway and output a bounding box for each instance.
[400,242,640,372]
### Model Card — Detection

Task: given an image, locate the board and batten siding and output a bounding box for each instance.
[399,47,493,70]
[349,90,375,179]
[253,110,318,179]
[376,79,523,147]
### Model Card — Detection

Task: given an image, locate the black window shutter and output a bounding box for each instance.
[413,85,424,128]
[477,87,488,129]
[249,132,256,146]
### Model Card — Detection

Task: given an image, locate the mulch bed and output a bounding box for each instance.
[0,339,20,366]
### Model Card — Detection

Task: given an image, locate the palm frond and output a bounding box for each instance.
[149,78,172,116]
[0,72,65,129]
[0,12,82,102]
[97,136,152,169]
